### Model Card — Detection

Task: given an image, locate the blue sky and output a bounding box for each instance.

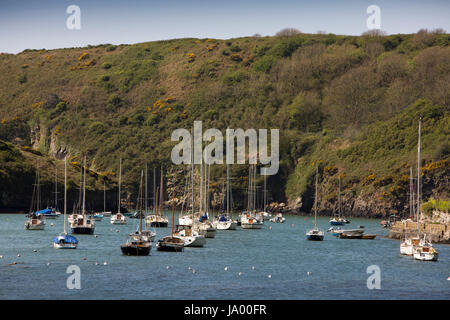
[0,0,449,53]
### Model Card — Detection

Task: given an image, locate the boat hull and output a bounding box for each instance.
[306,234,324,241]
[413,251,438,261]
[120,244,151,256]
[53,243,77,249]
[25,220,45,230]
[156,242,184,252]
[150,221,168,228]
[215,221,237,230]
[71,227,95,235]
[241,223,263,229]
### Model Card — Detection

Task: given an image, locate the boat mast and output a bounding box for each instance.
[82,155,86,216]
[253,165,257,212]
[263,173,267,212]
[191,127,195,218]
[200,154,203,214]
[64,157,67,234]
[159,166,163,218]
[139,170,144,233]
[78,160,82,214]
[409,166,413,219]
[153,167,156,214]
[338,175,341,218]
[145,163,148,214]
[37,162,41,212]
[417,118,421,235]
[227,164,230,216]
[118,158,122,214]
[54,167,58,210]
[103,180,106,213]
[314,166,318,229]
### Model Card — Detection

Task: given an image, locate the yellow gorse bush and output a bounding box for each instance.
[186,53,196,62]
[78,52,89,61]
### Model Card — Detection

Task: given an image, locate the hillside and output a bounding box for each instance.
[0,30,449,216]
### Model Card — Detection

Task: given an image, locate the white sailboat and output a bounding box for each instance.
[400,166,421,255]
[25,162,46,230]
[53,157,79,249]
[329,175,350,225]
[192,163,216,237]
[411,118,438,261]
[111,158,127,225]
[241,165,263,229]
[213,164,237,230]
[306,166,324,241]
[146,166,169,227]
[259,174,272,221]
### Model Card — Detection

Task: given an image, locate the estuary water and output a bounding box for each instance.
[0,213,449,300]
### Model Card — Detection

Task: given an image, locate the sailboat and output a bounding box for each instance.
[25,162,46,230]
[53,157,79,249]
[192,163,216,237]
[141,163,156,241]
[111,158,127,225]
[94,181,108,221]
[400,166,421,255]
[329,175,350,225]
[172,167,206,246]
[411,118,438,261]
[146,166,169,227]
[156,197,184,252]
[213,164,237,230]
[241,165,263,229]
[259,174,272,221]
[70,156,95,234]
[47,167,62,218]
[179,135,197,226]
[120,170,152,256]
[306,166,324,241]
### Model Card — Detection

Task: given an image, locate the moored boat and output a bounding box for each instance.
[306,166,324,241]
[54,157,79,249]
[120,170,152,256]
[111,158,127,225]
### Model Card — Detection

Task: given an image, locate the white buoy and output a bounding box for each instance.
[50,223,54,226]
[252,266,256,270]
[103,262,107,265]
[94,235,98,238]
[192,269,196,274]
[268,274,272,279]
[307,272,312,275]
[224,267,228,271]
[33,249,37,252]
[0,255,3,259]
[95,262,99,266]
[17,254,21,257]
[47,262,51,266]
[447,276,450,281]
[238,272,242,276]
[166,265,170,270]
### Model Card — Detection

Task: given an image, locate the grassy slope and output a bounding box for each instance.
[0,32,449,215]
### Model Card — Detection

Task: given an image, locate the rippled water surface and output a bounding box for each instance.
[0,213,449,299]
